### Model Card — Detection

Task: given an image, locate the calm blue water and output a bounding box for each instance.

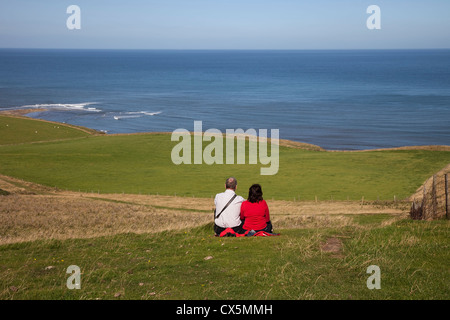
[0,49,449,150]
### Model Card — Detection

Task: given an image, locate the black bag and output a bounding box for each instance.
[214,194,237,219]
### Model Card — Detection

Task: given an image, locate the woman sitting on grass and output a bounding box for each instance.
[240,184,274,233]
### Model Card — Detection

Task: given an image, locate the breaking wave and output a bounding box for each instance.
[113,111,162,120]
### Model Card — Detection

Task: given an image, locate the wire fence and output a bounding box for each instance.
[62,187,411,204]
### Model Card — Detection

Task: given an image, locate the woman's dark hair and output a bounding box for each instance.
[247,184,263,203]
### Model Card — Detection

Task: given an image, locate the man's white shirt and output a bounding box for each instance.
[214,189,244,228]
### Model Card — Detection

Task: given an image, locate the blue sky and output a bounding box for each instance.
[0,0,449,49]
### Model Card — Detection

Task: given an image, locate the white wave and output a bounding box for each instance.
[19,102,101,112]
[114,115,141,120]
[123,111,162,116]
[141,111,162,116]
[113,111,162,120]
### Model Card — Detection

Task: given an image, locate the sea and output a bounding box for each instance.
[0,49,449,150]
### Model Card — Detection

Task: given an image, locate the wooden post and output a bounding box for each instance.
[445,174,449,219]
[430,175,437,219]
[422,181,427,219]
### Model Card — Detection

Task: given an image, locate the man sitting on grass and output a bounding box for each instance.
[214,177,245,236]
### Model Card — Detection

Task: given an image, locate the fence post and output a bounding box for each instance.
[431,175,438,218]
[445,174,449,219]
[422,181,427,219]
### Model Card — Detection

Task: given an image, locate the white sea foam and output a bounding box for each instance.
[18,102,101,112]
[123,111,162,116]
[139,111,162,116]
[114,115,141,120]
[113,111,162,120]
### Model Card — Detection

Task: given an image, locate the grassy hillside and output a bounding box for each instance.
[0,115,448,301]
[0,132,449,200]
[0,115,449,200]
[0,115,90,145]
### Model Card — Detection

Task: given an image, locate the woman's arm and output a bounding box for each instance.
[240,201,246,220]
[264,201,270,223]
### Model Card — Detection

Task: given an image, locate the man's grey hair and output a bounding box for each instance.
[225,177,237,190]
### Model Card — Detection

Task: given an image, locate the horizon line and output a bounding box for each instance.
[1,47,450,51]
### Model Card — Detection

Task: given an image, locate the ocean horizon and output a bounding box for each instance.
[0,48,449,150]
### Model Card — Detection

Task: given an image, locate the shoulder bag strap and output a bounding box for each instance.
[215,194,237,219]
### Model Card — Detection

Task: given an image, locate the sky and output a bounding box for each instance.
[0,0,449,50]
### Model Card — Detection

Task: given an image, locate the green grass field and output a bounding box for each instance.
[0,115,449,301]
[1,217,448,300]
[0,115,90,145]
[0,115,449,201]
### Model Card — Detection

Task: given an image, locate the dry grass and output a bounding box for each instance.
[408,163,450,219]
[409,163,450,201]
[84,192,407,215]
[0,194,211,245]
[0,174,409,245]
[275,214,356,230]
[1,191,406,245]
[0,174,54,195]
